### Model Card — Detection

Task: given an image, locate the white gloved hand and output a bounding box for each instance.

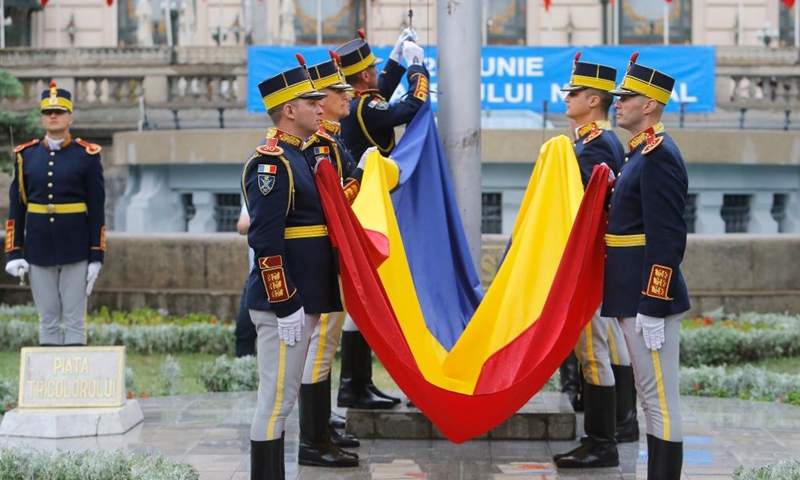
[600,162,616,185]
[390,27,418,63]
[635,313,666,351]
[402,41,424,66]
[5,259,29,278]
[86,261,102,296]
[358,146,378,170]
[277,306,305,346]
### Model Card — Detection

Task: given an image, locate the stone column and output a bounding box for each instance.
[693,191,726,234]
[747,191,778,234]
[187,191,217,232]
[124,167,185,232]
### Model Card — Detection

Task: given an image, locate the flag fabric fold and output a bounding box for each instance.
[316,104,609,443]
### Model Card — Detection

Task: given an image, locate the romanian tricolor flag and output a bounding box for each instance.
[316,101,609,443]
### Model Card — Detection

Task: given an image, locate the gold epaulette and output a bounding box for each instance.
[642,136,664,155]
[75,138,101,155]
[583,129,603,145]
[257,137,284,156]
[13,139,39,153]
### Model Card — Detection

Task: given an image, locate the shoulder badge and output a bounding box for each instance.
[75,138,102,155]
[642,136,664,155]
[315,129,334,143]
[583,129,603,145]
[13,139,39,153]
[367,97,390,110]
[256,137,284,156]
[257,163,278,196]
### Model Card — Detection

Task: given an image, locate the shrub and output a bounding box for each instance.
[157,355,182,396]
[680,364,800,404]
[199,355,258,392]
[0,375,16,415]
[733,459,800,479]
[0,447,199,480]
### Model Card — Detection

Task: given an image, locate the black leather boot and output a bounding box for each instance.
[337,331,395,409]
[555,384,619,468]
[559,352,583,412]
[649,435,683,480]
[612,364,639,443]
[250,434,283,480]
[298,382,359,467]
[329,411,346,429]
[322,376,360,448]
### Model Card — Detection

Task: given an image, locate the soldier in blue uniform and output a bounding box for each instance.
[333,28,430,410]
[604,53,689,480]
[243,58,356,479]
[554,53,638,469]
[295,51,365,460]
[4,82,105,347]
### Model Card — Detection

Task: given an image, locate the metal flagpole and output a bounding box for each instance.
[315,0,321,45]
[56,0,61,47]
[795,2,799,48]
[613,0,619,44]
[165,0,173,46]
[663,1,669,45]
[1,0,5,49]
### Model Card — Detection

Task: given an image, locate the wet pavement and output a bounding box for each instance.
[2,391,799,479]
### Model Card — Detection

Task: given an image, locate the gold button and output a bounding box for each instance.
[611,188,615,193]
[49,218,55,223]
[50,151,55,156]
[49,161,54,166]
[47,171,53,177]
[47,182,53,188]
[48,194,53,199]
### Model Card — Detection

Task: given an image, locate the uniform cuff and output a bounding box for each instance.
[89,250,105,263]
[273,295,303,318]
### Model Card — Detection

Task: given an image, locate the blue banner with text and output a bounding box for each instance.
[247,45,715,114]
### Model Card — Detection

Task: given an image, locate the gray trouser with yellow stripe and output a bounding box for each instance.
[29,261,88,345]
[302,311,346,384]
[619,313,684,442]
[574,307,630,387]
[249,308,319,441]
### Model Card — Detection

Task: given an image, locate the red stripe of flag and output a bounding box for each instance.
[783,0,796,8]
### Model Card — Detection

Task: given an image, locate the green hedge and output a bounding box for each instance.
[680,365,800,405]
[733,459,800,480]
[0,447,199,480]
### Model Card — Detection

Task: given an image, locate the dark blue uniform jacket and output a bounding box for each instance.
[242,128,342,317]
[573,122,624,188]
[6,137,106,266]
[601,126,691,318]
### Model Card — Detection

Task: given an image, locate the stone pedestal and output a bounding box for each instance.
[0,400,144,438]
[345,392,575,440]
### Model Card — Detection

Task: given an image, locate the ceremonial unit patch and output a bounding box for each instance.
[367,98,389,110]
[413,74,429,102]
[258,174,275,195]
[644,264,673,300]
[258,164,277,174]
[5,220,14,253]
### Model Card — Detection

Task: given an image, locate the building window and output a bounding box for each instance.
[482,192,502,234]
[3,0,41,47]
[485,0,526,45]
[780,3,796,47]
[684,193,697,234]
[182,193,196,231]
[119,0,181,46]
[619,0,691,45]
[772,193,788,233]
[721,194,750,233]
[294,0,365,45]
[215,193,242,232]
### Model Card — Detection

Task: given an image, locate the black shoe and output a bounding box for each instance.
[299,381,359,467]
[554,441,619,468]
[369,384,400,404]
[329,411,346,430]
[329,426,360,448]
[337,331,396,409]
[559,352,583,412]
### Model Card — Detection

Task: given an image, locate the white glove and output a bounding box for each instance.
[390,27,418,63]
[277,306,305,346]
[358,146,378,170]
[600,162,616,185]
[86,261,102,296]
[5,259,29,278]
[635,313,666,351]
[402,41,424,66]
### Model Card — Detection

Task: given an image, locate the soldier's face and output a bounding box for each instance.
[41,109,72,136]
[365,66,379,89]
[320,88,351,120]
[293,98,323,138]
[614,94,646,131]
[564,89,590,121]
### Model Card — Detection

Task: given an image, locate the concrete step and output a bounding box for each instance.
[343,391,576,441]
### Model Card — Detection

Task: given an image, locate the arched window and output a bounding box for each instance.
[619,0,692,45]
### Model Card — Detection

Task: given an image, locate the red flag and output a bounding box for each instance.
[543,0,551,12]
[41,0,48,6]
[107,0,113,6]
[665,0,673,3]
[783,0,795,8]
